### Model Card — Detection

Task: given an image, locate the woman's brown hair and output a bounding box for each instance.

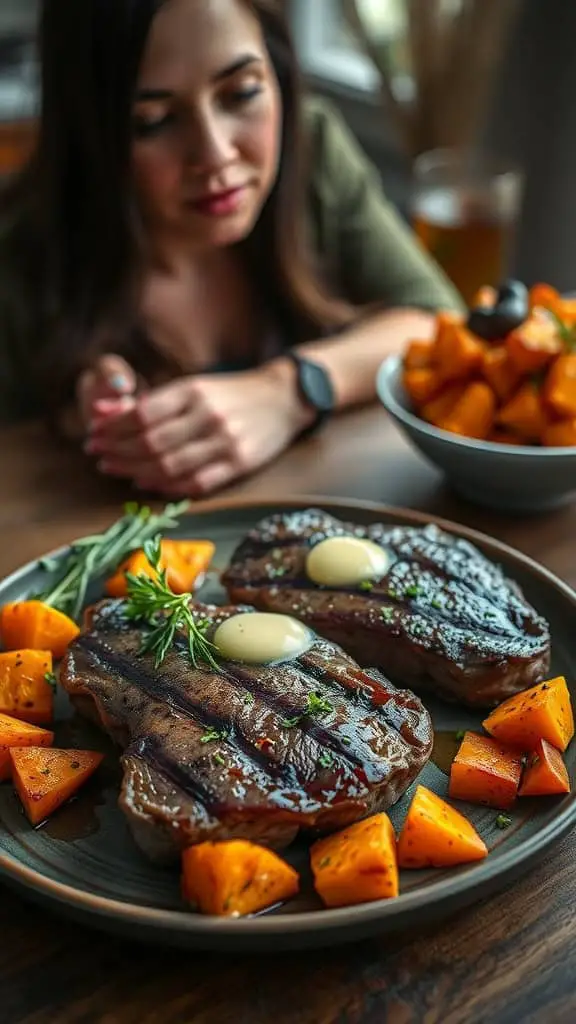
[1,0,356,416]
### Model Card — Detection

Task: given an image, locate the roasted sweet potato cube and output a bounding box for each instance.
[449,731,523,810]
[397,784,487,868]
[483,676,574,753]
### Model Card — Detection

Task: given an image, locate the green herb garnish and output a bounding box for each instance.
[495,813,512,830]
[213,752,226,767]
[39,501,189,621]
[281,692,333,728]
[201,727,228,745]
[244,693,255,706]
[318,751,334,769]
[404,584,422,598]
[359,580,374,592]
[125,536,218,669]
[455,730,466,742]
[281,715,302,729]
[305,692,333,717]
[381,607,394,623]
[431,598,443,610]
[44,671,58,692]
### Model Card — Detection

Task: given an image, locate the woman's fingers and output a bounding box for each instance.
[89,411,195,461]
[98,433,227,484]
[78,354,138,430]
[95,354,137,396]
[91,379,194,441]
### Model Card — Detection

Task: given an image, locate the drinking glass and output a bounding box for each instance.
[0,37,38,179]
[411,148,523,305]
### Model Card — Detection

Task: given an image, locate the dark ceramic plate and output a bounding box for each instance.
[0,497,574,952]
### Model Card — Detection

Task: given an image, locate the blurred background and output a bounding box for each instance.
[1,0,575,301]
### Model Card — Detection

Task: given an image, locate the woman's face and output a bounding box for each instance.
[132,0,282,252]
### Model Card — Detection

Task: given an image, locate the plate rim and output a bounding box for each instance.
[1,493,575,943]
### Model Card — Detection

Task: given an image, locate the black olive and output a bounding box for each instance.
[467,298,527,342]
[496,279,529,306]
[467,279,528,341]
[467,307,508,341]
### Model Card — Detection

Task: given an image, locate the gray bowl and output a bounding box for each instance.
[376,355,576,513]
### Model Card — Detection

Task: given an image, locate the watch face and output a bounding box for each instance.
[300,360,335,413]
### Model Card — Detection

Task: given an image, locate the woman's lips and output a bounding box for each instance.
[189,186,248,217]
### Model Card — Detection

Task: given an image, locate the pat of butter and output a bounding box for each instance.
[306,536,389,588]
[213,612,312,665]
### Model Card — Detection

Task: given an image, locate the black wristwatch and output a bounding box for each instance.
[285,351,335,438]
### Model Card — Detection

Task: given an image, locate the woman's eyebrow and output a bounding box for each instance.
[213,54,263,81]
[135,54,263,101]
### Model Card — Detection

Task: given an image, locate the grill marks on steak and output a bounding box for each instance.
[221,509,551,707]
[60,601,432,862]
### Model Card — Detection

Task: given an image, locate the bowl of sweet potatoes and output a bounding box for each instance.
[377,281,576,512]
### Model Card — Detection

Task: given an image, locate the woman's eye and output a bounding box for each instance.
[132,112,175,139]
[228,86,263,106]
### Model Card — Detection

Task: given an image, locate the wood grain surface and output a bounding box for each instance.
[0,408,574,1024]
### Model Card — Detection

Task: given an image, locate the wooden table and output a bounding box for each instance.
[1,409,575,1024]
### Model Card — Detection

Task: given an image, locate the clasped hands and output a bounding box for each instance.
[79,354,314,497]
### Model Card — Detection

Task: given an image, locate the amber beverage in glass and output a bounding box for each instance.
[0,36,39,179]
[0,118,35,175]
[411,149,522,306]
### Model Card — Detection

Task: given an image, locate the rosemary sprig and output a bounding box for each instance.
[39,501,189,621]
[124,536,218,669]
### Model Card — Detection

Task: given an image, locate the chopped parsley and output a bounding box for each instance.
[431,598,443,610]
[404,584,422,598]
[44,672,58,691]
[495,813,512,830]
[243,693,255,706]
[318,751,334,769]
[359,580,374,592]
[455,730,466,742]
[305,692,333,717]
[381,607,394,623]
[281,692,333,728]
[201,727,228,745]
[268,566,287,579]
[281,715,302,729]
[213,752,226,767]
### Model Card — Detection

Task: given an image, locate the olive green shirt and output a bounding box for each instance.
[0,96,462,424]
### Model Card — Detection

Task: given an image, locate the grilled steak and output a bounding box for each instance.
[60,600,433,864]
[222,509,551,708]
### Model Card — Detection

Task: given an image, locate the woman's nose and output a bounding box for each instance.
[184,112,237,173]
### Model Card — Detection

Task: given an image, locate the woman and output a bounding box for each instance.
[0,0,462,497]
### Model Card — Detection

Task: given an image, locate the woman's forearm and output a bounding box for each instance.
[294,307,437,409]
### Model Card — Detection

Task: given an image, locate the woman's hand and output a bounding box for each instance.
[85,359,314,496]
[77,354,139,433]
